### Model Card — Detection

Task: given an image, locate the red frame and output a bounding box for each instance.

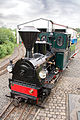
[11,84,38,97]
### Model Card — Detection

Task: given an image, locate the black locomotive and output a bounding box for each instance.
[7,26,76,104]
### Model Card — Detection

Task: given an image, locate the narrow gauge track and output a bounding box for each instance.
[17,105,34,120]
[0,45,24,76]
[0,100,35,120]
[0,100,14,118]
[0,100,15,120]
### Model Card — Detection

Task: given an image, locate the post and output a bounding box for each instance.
[47,21,49,32]
[16,28,19,44]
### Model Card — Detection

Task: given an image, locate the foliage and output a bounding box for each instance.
[0,27,16,59]
[6,41,14,54]
[0,27,16,44]
[0,44,7,58]
[0,42,14,58]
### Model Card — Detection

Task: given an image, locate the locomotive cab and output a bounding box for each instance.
[34,41,52,55]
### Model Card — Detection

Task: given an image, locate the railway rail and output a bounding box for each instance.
[0,100,14,120]
[0,45,24,76]
[0,100,35,120]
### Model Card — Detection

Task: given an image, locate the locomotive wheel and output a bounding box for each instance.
[11,92,15,98]
[41,88,51,102]
[47,89,51,95]
[43,88,51,96]
[27,98,37,105]
[13,98,20,107]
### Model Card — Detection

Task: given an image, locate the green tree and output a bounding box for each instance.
[0,27,16,58]
[0,27,16,44]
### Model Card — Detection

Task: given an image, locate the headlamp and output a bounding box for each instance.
[39,69,48,79]
[7,65,13,73]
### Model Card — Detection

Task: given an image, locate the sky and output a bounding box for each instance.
[0,0,80,28]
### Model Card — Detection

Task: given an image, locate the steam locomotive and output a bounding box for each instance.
[7,26,76,105]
